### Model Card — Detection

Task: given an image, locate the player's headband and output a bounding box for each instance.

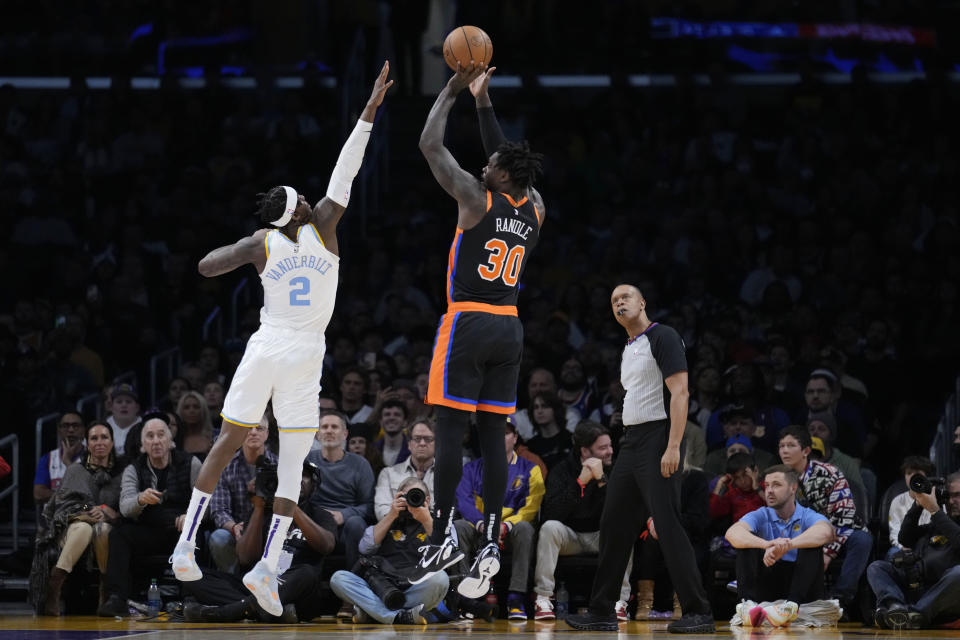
[272,186,298,227]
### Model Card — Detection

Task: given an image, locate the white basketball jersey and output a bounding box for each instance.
[259,223,339,333]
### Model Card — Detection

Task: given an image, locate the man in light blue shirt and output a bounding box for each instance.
[726,464,835,604]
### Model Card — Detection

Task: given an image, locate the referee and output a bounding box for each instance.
[566,285,714,634]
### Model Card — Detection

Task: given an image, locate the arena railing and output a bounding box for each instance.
[149,347,182,408]
[76,391,104,421]
[230,278,251,340]
[202,306,223,345]
[932,375,959,475]
[0,434,19,551]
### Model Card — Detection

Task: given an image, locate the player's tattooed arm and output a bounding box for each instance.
[198,229,269,277]
[420,64,487,216]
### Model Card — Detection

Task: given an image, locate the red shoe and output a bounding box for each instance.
[534,597,555,621]
[615,600,628,622]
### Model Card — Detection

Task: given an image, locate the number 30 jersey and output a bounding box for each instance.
[446,190,541,307]
[259,223,340,333]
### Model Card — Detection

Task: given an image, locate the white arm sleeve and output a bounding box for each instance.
[326,118,374,207]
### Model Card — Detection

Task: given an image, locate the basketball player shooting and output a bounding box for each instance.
[169,62,392,617]
[407,62,546,599]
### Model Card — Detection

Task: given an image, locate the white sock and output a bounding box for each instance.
[262,514,293,572]
[179,488,212,546]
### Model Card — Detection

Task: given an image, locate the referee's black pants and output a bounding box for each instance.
[589,419,711,617]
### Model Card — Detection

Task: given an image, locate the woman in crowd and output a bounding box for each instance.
[176,390,214,457]
[32,420,123,615]
[160,377,191,413]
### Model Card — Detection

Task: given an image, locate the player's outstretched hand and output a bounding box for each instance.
[367,61,394,108]
[447,61,486,94]
[469,66,496,98]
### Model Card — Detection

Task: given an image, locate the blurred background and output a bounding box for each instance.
[1,0,959,574]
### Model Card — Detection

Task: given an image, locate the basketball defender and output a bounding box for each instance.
[169,63,392,616]
[407,63,546,598]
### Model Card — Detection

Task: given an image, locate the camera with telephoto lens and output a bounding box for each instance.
[254,455,279,505]
[353,555,405,609]
[890,548,925,595]
[909,472,947,505]
[403,487,426,509]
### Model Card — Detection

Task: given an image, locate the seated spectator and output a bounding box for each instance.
[453,419,544,620]
[159,377,191,414]
[34,412,86,507]
[710,452,764,524]
[306,410,375,618]
[107,383,141,458]
[556,357,601,423]
[887,456,939,559]
[704,365,790,453]
[702,405,776,477]
[342,421,384,478]
[525,391,572,470]
[510,368,581,441]
[806,412,866,510]
[725,465,835,605]
[339,367,374,424]
[867,472,960,629]
[183,460,336,623]
[317,393,338,413]
[797,369,867,460]
[203,380,225,432]
[330,477,448,625]
[97,415,201,617]
[533,422,630,622]
[372,399,410,467]
[33,420,123,615]
[375,419,435,520]
[778,425,871,607]
[208,419,276,574]
[391,378,428,420]
[177,390,214,457]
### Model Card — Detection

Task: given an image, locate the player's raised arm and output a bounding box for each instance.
[310,61,393,250]
[419,63,486,204]
[469,67,506,158]
[198,229,270,277]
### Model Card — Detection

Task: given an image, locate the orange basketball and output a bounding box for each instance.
[443,25,493,71]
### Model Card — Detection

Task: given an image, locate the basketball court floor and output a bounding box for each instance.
[2,616,959,639]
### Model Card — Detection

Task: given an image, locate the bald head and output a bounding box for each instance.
[611,284,647,327]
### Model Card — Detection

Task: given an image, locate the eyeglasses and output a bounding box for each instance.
[410,436,435,444]
[59,422,84,429]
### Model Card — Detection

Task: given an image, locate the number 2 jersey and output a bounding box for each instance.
[259,223,340,333]
[445,190,541,307]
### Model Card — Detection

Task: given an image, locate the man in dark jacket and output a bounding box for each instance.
[867,472,960,629]
[532,422,630,621]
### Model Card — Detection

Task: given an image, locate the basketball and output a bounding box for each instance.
[443,25,493,71]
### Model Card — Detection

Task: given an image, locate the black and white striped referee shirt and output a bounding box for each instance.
[620,322,687,426]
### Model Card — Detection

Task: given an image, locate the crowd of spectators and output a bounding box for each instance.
[3,4,960,625]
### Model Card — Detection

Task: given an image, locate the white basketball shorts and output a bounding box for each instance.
[220,326,325,432]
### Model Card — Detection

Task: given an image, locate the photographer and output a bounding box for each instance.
[330,477,448,625]
[867,472,960,629]
[182,459,336,623]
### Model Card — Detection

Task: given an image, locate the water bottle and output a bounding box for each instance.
[147,579,161,616]
[485,584,498,612]
[555,582,569,617]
